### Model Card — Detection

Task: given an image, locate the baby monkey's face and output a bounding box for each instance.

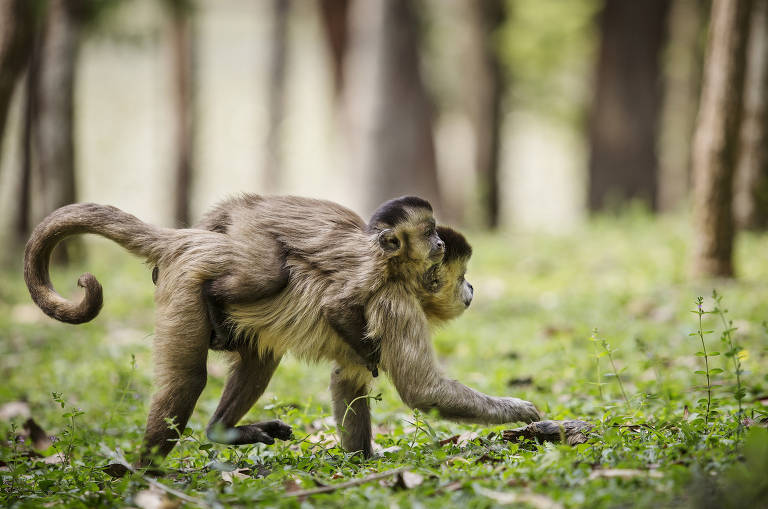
[420,226,473,323]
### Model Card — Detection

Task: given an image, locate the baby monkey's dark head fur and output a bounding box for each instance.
[367,196,445,285]
[420,226,473,323]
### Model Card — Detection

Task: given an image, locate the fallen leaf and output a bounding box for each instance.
[331,472,344,480]
[134,487,181,509]
[283,477,303,493]
[457,431,479,446]
[683,406,689,421]
[221,468,251,483]
[43,452,66,465]
[439,435,459,447]
[23,418,52,451]
[0,401,31,420]
[588,468,662,480]
[395,471,424,489]
[474,485,563,509]
[103,463,129,478]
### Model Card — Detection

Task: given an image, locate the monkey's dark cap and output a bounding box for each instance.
[368,196,433,230]
[436,226,472,262]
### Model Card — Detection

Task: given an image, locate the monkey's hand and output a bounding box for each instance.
[500,397,541,423]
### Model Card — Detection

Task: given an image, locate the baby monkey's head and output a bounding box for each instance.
[420,225,473,323]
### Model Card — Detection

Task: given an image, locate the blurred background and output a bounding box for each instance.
[0,0,764,276]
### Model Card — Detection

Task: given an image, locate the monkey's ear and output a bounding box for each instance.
[378,229,401,253]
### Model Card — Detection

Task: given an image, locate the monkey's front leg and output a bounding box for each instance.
[205,350,292,445]
[330,365,374,458]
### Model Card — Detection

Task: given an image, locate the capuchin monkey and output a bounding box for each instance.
[23,196,539,469]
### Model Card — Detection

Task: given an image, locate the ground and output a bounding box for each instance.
[1,213,767,508]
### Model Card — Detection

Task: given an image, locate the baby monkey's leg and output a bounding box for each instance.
[206,350,292,445]
[326,304,381,377]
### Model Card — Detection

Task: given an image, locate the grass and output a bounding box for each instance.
[1,213,767,508]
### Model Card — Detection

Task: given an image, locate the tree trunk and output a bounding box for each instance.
[465,0,505,229]
[691,0,752,277]
[0,0,39,158]
[734,0,768,230]
[345,0,441,214]
[30,0,82,263]
[318,0,349,98]
[658,0,705,212]
[588,0,671,212]
[169,2,197,227]
[263,0,290,193]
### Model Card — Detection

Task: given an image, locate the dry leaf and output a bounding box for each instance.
[439,435,459,447]
[283,477,303,493]
[457,431,479,446]
[103,463,129,478]
[395,471,424,489]
[474,485,563,509]
[43,452,66,465]
[221,468,251,483]
[588,468,662,480]
[0,401,31,420]
[134,487,181,509]
[23,418,52,451]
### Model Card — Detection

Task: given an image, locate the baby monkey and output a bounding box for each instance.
[205,224,474,377]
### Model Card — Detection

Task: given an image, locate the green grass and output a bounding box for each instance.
[1,214,767,508]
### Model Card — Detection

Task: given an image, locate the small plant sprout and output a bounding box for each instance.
[591,329,629,406]
[712,290,746,431]
[690,296,721,426]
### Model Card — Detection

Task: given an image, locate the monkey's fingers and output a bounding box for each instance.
[505,397,542,423]
[255,419,293,441]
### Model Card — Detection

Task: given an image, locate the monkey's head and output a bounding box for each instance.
[367,196,446,280]
[420,226,473,323]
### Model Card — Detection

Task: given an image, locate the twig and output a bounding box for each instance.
[102,446,212,508]
[282,465,411,498]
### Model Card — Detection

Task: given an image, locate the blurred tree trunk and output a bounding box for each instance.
[167,0,197,227]
[588,0,671,212]
[691,0,752,277]
[318,0,348,98]
[465,0,505,229]
[658,0,705,212]
[0,0,39,160]
[345,0,441,214]
[263,0,290,193]
[30,0,83,263]
[734,0,768,230]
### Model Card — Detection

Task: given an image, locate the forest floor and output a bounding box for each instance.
[1,212,767,508]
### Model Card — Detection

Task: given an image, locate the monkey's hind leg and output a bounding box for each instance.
[139,308,210,469]
[206,350,292,445]
[330,365,373,458]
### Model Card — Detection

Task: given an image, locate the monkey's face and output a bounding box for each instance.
[421,259,473,322]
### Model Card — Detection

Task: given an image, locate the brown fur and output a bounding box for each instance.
[23,196,539,468]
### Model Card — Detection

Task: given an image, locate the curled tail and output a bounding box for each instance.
[24,203,174,324]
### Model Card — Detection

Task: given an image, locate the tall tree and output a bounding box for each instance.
[658,0,705,212]
[691,0,752,277]
[28,0,85,263]
[345,0,441,213]
[318,0,349,98]
[263,0,290,192]
[588,0,671,212]
[165,0,197,227]
[0,0,39,159]
[465,0,506,229]
[734,0,768,230]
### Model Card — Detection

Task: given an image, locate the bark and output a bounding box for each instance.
[691,0,752,277]
[588,0,671,212]
[465,0,505,229]
[345,0,441,214]
[318,0,349,97]
[263,0,290,193]
[30,0,83,263]
[0,0,38,156]
[169,2,197,227]
[658,0,705,212]
[734,0,768,230]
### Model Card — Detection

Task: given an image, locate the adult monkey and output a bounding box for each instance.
[197,196,540,458]
[24,195,486,467]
